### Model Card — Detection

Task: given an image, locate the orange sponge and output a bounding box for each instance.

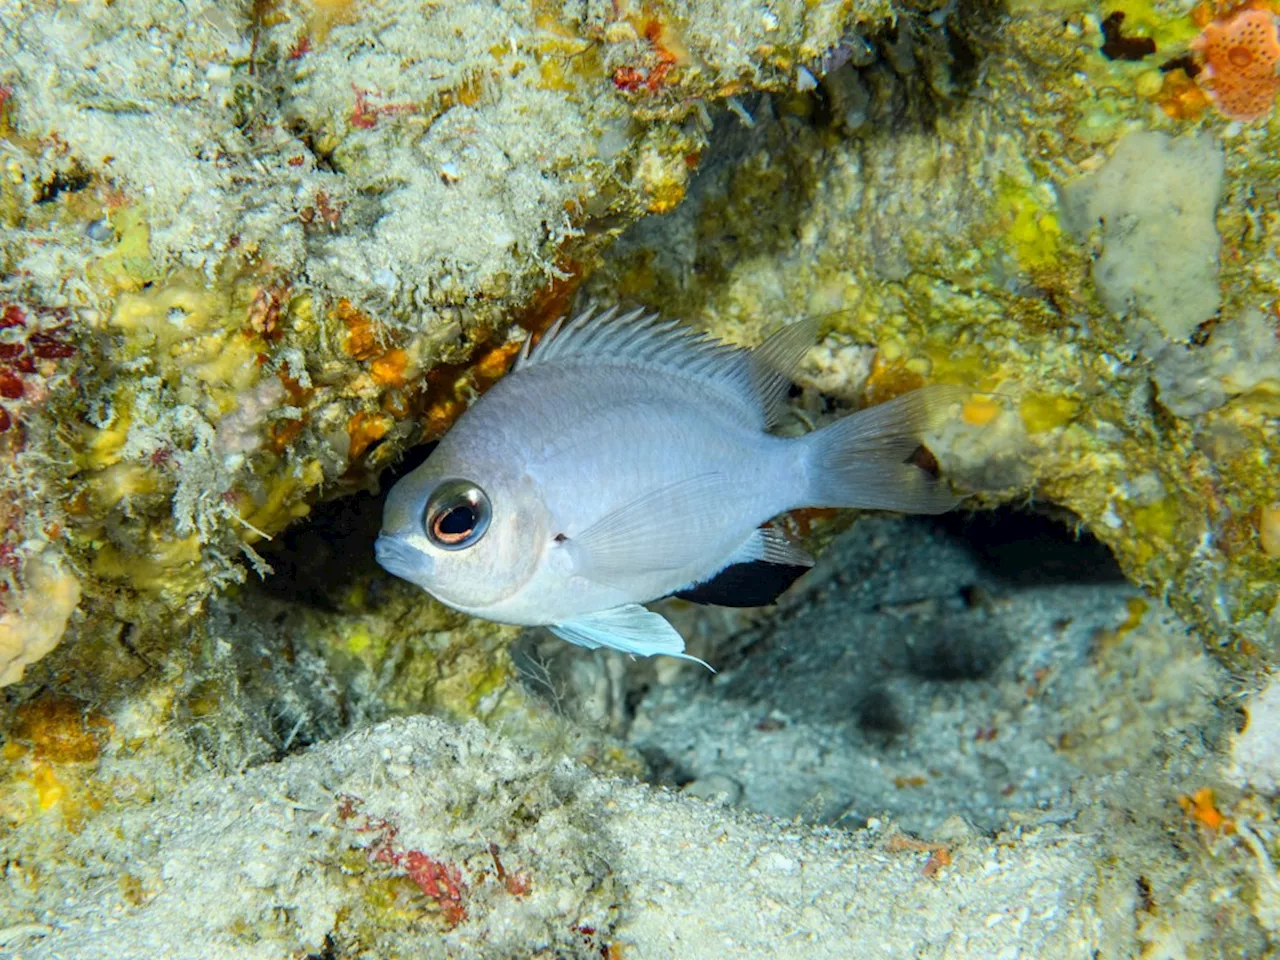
[1192,1,1280,122]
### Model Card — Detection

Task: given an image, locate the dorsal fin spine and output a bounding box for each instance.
[512,305,819,431]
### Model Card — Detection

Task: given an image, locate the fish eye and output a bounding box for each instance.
[424,480,491,550]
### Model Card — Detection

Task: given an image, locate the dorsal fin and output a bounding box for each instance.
[514,306,819,430]
[750,313,821,427]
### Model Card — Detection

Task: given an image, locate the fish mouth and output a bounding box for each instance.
[375,535,432,586]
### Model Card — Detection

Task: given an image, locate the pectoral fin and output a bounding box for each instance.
[563,473,742,588]
[548,604,713,670]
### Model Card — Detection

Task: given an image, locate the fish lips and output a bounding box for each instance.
[375,534,433,587]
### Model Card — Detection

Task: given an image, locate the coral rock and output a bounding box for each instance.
[0,549,81,687]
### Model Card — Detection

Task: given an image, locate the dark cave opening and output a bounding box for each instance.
[249,442,437,610]
[931,504,1127,588]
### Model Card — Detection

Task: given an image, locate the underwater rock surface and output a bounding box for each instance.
[1060,130,1224,342]
[1,0,1280,955]
[0,0,1275,684]
[583,2,1280,666]
[0,715,1171,958]
[515,512,1278,954]
[628,514,1200,834]
[0,0,892,679]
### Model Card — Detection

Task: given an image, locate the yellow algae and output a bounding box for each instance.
[1130,498,1180,555]
[307,0,360,41]
[147,535,202,567]
[111,275,225,351]
[904,356,932,376]
[91,535,204,596]
[1134,70,1163,99]
[463,660,511,711]
[1103,0,1199,51]
[1260,504,1280,557]
[878,340,905,362]
[289,293,317,335]
[241,459,324,539]
[922,345,992,386]
[92,534,201,571]
[88,463,161,511]
[346,625,373,656]
[89,205,157,292]
[32,762,66,811]
[1019,393,1079,434]
[538,59,576,92]
[646,180,686,215]
[635,148,689,215]
[189,334,262,403]
[996,179,1064,274]
[82,399,132,470]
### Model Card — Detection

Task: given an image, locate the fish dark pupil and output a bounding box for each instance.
[438,505,475,536]
[424,481,491,549]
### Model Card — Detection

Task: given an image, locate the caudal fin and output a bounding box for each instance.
[802,385,968,514]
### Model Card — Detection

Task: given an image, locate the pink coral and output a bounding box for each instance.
[1192,1,1280,122]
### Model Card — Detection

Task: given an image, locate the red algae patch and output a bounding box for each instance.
[1192,0,1280,121]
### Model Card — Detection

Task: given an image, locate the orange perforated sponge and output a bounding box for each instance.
[1192,1,1280,122]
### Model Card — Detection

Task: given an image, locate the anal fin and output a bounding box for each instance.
[674,559,810,607]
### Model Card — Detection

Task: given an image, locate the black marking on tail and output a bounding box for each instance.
[673,560,811,608]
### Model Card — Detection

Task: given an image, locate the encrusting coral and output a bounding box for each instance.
[0,0,1273,703]
[583,0,1280,668]
[0,548,80,687]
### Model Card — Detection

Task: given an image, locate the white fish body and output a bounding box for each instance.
[376,308,963,664]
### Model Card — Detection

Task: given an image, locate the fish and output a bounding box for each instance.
[375,306,966,666]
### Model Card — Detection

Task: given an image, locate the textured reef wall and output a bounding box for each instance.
[2,0,1280,954]
[583,0,1280,672]
[0,0,893,685]
[1,0,1276,693]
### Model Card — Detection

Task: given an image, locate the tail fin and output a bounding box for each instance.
[801,385,968,514]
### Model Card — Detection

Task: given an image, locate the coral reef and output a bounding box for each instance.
[0,0,1274,690]
[1,0,1279,954]
[0,0,898,686]
[583,0,1280,668]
